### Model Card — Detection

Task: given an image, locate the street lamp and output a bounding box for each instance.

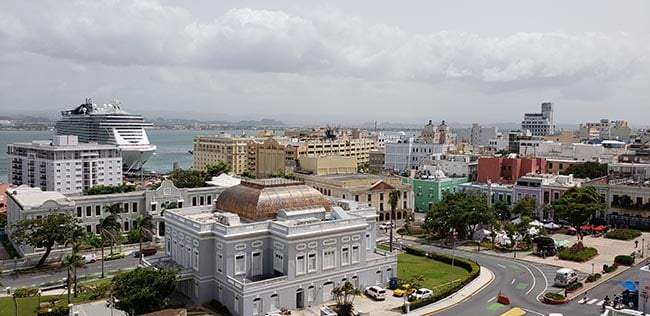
[643,239,645,258]
[68,303,73,316]
[449,232,457,288]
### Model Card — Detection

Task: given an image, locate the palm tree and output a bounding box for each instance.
[388,189,402,252]
[98,214,122,278]
[136,214,154,265]
[61,250,83,303]
[64,228,87,298]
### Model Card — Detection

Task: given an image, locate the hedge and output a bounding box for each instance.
[566,282,583,291]
[586,273,602,282]
[603,264,618,273]
[402,246,480,311]
[614,255,635,266]
[558,247,598,262]
[605,229,642,241]
[545,292,565,300]
[13,287,40,298]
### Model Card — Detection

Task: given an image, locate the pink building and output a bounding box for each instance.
[477,157,546,184]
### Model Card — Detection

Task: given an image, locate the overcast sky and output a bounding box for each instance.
[1,0,649,126]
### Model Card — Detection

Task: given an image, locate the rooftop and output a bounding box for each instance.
[7,185,72,209]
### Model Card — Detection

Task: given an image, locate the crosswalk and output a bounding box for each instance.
[578,298,632,308]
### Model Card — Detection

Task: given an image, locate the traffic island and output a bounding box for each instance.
[542,292,568,305]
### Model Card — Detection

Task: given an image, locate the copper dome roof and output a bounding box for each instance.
[215,178,330,221]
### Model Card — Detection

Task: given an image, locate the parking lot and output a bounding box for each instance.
[293,288,406,316]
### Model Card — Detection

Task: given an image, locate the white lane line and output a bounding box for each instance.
[488,296,496,303]
[511,279,515,284]
[514,262,537,296]
[587,298,599,305]
[530,263,549,300]
[497,263,505,268]
[31,275,49,279]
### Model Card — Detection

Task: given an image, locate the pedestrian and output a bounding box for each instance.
[583,292,588,303]
[636,240,639,248]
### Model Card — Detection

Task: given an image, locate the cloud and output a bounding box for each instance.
[1,0,649,86]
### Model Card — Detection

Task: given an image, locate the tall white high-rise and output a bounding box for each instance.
[521,102,555,136]
[7,135,122,194]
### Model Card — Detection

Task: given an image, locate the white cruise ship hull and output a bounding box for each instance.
[121,145,157,172]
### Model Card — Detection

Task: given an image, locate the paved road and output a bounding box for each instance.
[0,256,139,290]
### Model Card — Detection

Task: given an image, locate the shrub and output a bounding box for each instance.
[586,273,602,282]
[566,282,583,291]
[545,292,565,300]
[13,287,39,297]
[604,264,618,273]
[605,229,642,240]
[559,246,598,262]
[614,255,635,266]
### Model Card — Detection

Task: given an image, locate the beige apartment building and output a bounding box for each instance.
[192,135,258,174]
[249,137,377,178]
[295,173,412,222]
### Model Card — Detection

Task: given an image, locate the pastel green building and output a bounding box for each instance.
[402,175,469,212]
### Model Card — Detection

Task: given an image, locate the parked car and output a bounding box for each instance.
[411,288,433,300]
[134,247,157,257]
[105,252,125,261]
[378,222,394,230]
[81,253,96,264]
[364,286,386,300]
[393,284,416,297]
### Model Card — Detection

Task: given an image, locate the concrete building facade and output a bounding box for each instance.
[155,179,396,316]
[384,140,448,172]
[521,102,555,136]
[402,174,469,212]
[477,157,546,185]
[193,135,256,175]
[454,123,499,147]
[8,135,122,194]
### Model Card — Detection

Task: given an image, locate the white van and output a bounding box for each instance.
[554,268,577,287]
[82,253,97,264]
[364,286,386,300]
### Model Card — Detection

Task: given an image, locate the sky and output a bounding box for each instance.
[0,0,649,126]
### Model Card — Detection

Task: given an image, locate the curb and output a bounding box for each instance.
[419,267,495,315]
[566,262,636,302]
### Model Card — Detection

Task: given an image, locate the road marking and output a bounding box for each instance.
[497,264,505,269]
[515,283,528,290]
[488,296,496,303]
[587,298,599,305]
[488,302,504,311]
[31,275,49,279]
[509,264,521,270]
[511,279,515,284]
[512,262,536,296]
[529,264,549,301]
[521,308,545,316]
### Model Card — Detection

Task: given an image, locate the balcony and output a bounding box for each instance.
[227,274,288,292]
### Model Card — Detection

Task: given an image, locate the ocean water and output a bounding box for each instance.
[0,129,272,182]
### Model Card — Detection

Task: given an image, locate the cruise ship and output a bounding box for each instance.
[56,98,157,172]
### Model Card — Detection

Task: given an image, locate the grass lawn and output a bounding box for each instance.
[0,278,113,316]
[396,253,470,290]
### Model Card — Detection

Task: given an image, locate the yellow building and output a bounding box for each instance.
[192,135,257,174]
[295,173,412,222]
[543,131,581,143]
[299,156,358,175]
[249,137,376,178]
[545,158,580,174]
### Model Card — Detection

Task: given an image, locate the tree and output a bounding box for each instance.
[99,212,122,258]
[553,186,606,240]
[109,267,177,316]
[168,168,207,188]
[388,189,401,252]
[65,228,87,298]
[560,162,608,179]
[463,193,496,239]
[512,196,536,218]
[493,199,511,220]
[205,161,231,178]
[424,192,497,241]
[136,215,154,265]
[61,250,84,304]
[11,212,81,267]
[241,169,256,179]
[269,169,295,179]
[331,281,360,316]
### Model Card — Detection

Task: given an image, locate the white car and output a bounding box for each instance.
[411,288,433,300]
[81,253,96,264]
[378,222,394,230]
[364,286,386,300]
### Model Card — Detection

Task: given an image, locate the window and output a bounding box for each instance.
[366,233,371,250]
[207,195,212,205]
[95,224,100,234]
[270,294,279,311]
[379,203,384,211]
[380,193,384,201]
[341,246,350,266]
[85,206,91,217]
[86,225,91,233]
[352,244,360,263]
[403,201,407,209]
[367,194,372,202]
[253,298,261,316]
[192,197,197,206]
[151,203,157,212]
[354,195,359,202]
[307,286,315,302]
[132,202,137,213]
[187,246,192,268]
[124,221,129,231]
[76,207,82,217]
[199,196,204,205]
[296,253,306,275]
[167,239,171,253]
[123,203,129,212]
[274,251,284,273]
[234,296,239,313]
[193,249,199,270]
[323,248,336,269]
[308,252,317,273]
[235,253,246,275]
[95,205,101,216]
[216,252,223,274]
